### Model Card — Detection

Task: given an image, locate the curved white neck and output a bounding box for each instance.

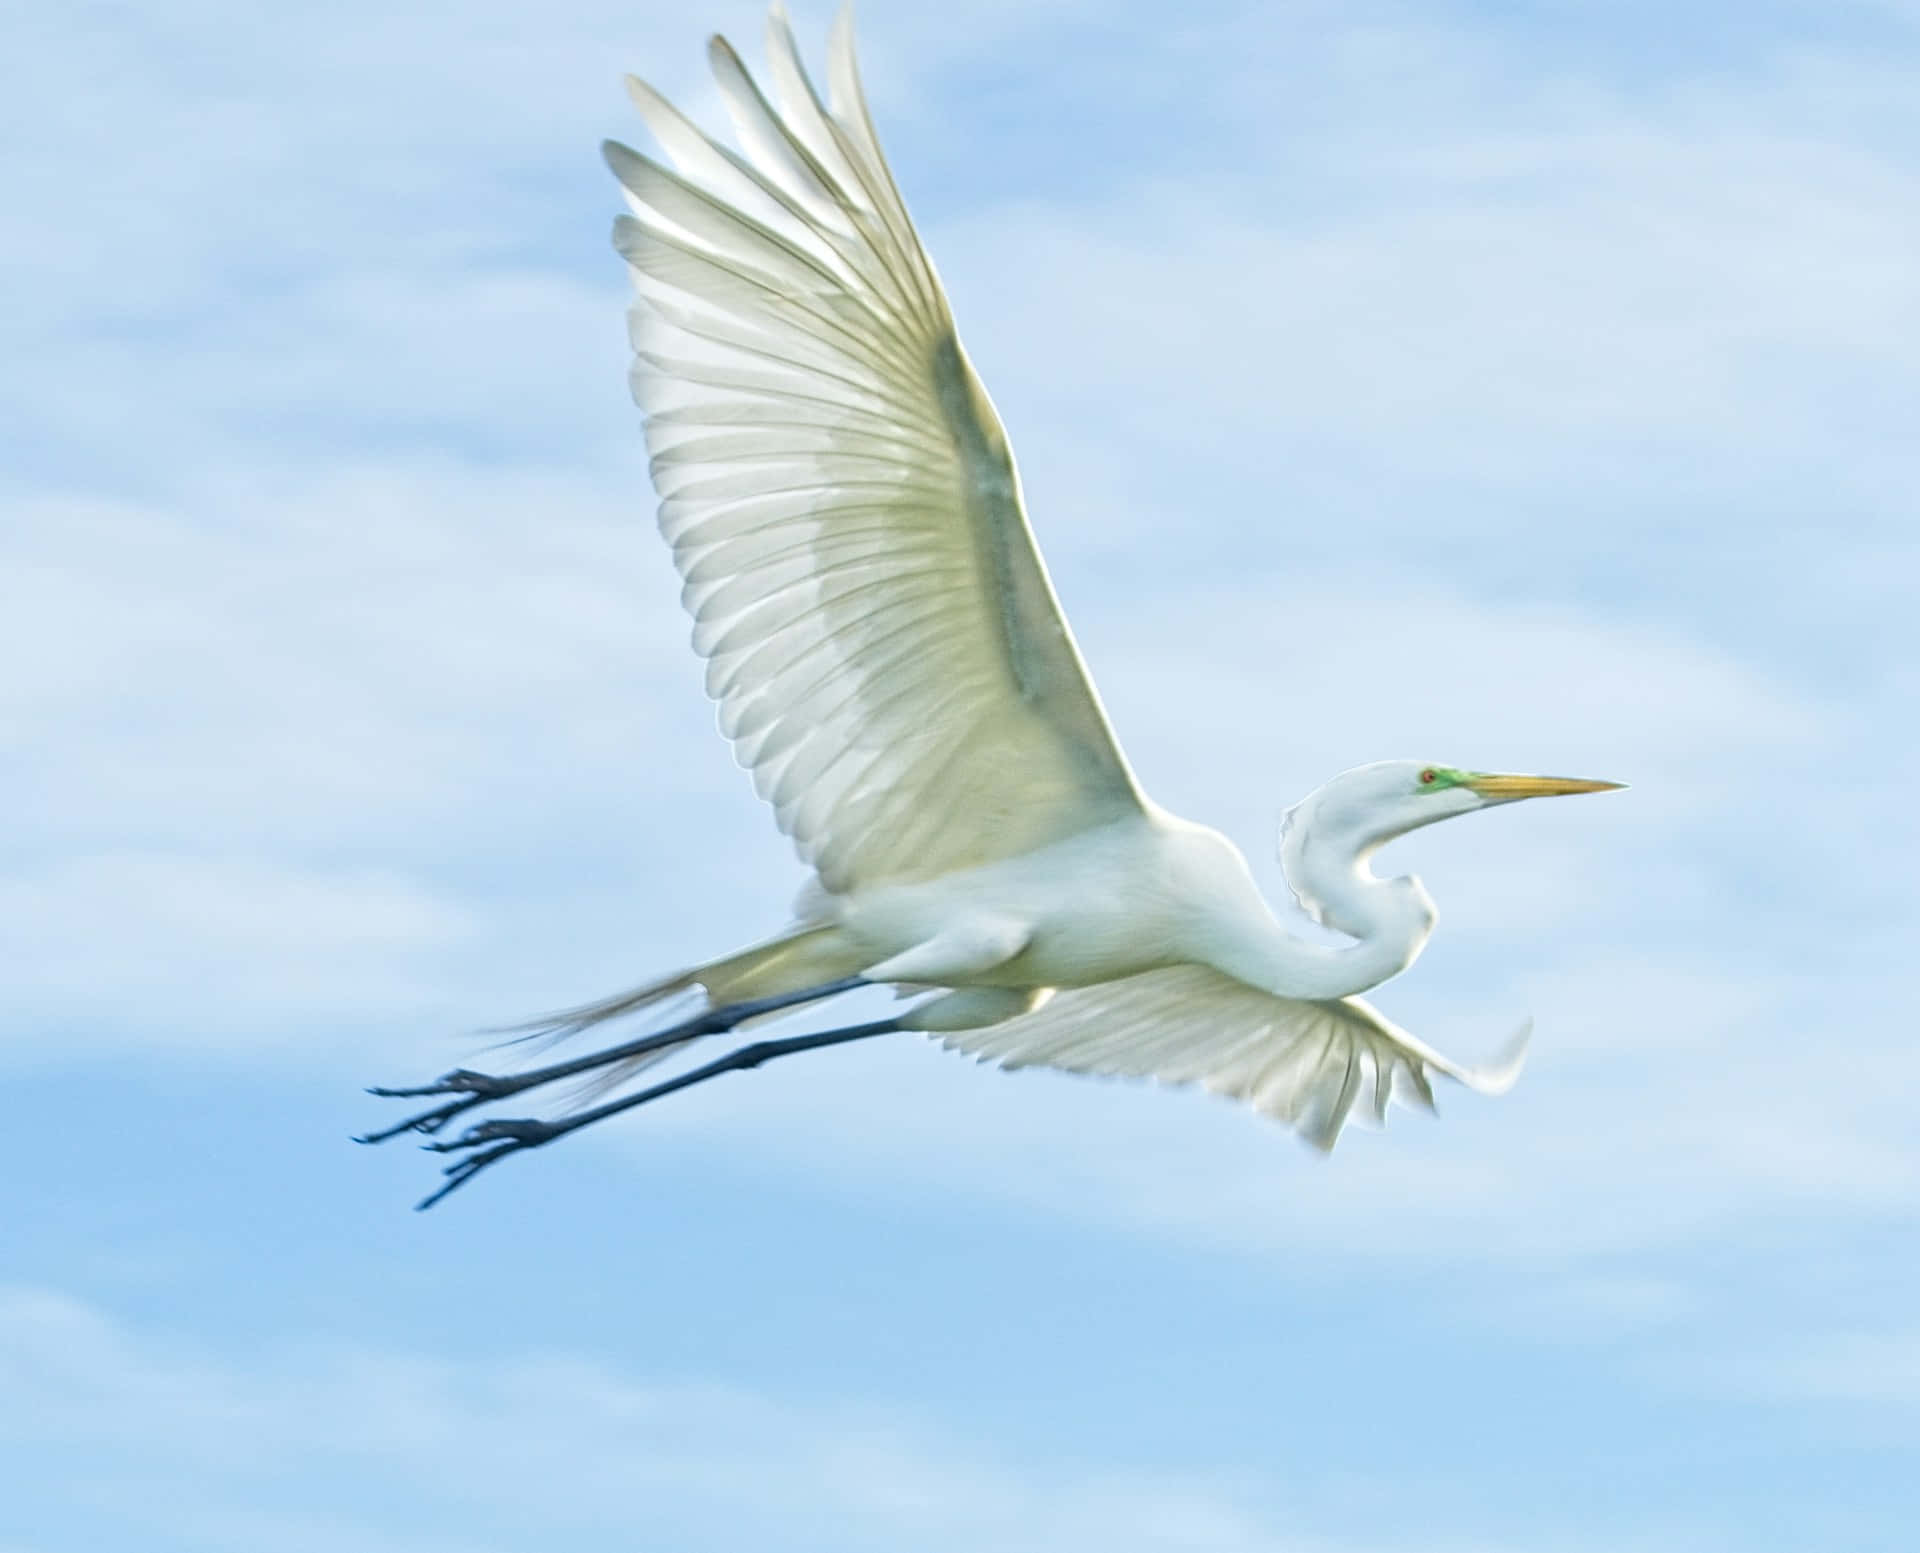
[1211,820,1438,1002]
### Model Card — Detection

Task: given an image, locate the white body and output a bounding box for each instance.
[842,812,1276,990]
[833,805,1429,1002]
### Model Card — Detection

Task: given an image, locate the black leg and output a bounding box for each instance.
[356,975,870,1145]
[412,1017,903,1210]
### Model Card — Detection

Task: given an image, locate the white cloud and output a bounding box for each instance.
[5,471,679,844]
[0,1283,1410,1553]
[1086,581,1820,807]
[922,31,1920,580]
[1723,1329,1920,1409]
[0,853,471,1061]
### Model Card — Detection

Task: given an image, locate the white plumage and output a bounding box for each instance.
[610,11,1141,894]
[361,4,1621,1207]
[941,967,1532,1152]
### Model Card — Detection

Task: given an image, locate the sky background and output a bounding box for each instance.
[5,0,1918,1548]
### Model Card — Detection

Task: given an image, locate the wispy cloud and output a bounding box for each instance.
[1722,1329,1920,1410]
[0,1283,1410,1553]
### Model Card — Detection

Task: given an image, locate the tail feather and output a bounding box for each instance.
[503,923,864,1100]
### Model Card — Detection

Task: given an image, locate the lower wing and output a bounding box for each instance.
[934,964,1530,1151]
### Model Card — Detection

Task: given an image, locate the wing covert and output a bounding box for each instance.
[611,5,1144,893]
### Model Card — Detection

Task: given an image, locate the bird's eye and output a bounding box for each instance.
[1419,769,1437,785]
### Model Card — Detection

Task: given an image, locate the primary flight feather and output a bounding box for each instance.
[361,3,1620,1209]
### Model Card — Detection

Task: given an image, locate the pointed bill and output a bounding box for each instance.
[1465,772,1626,801]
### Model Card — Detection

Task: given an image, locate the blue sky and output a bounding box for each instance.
[5,0,1917,1548]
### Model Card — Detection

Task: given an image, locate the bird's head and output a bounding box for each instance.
[1283,759,1625,867]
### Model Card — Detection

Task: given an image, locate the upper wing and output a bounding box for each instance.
[935,965,1531,1150]
[609,5,1145,895]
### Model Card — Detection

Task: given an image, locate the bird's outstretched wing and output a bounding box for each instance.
[936,965,1531,1150]
[609,6,1145,894]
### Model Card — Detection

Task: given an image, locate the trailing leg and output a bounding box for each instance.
[356,975,869,1145]
[413,1016,903,1210]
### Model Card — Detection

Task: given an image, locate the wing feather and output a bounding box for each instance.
[937,965,1531,1151]
[613,5,1144,892]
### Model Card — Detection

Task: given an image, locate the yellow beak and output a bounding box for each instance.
[1465,772,1627,801]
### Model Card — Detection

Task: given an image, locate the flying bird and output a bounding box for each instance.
[361,4,1622,1208]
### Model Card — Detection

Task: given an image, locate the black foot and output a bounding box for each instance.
[354,1069,526,1145]
[413,1117,562,1211]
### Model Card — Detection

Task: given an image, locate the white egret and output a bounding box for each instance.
[362,4,1622,1208]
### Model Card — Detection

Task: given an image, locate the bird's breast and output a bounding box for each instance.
[829,814,1241,991]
